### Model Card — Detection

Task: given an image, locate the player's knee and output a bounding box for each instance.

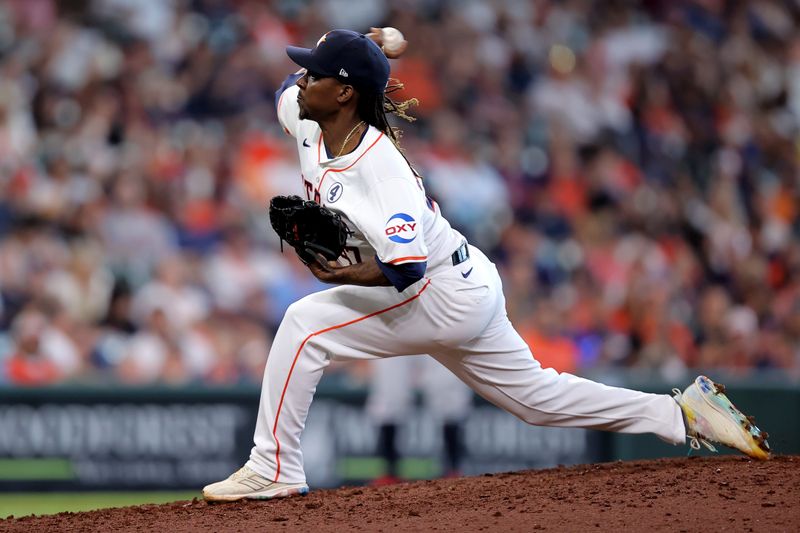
[283,300,304,325]
[284,299,301,318]
[505,406,540,426]
[283,296,316,328]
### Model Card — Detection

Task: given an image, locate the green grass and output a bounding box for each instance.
[0,492,199,519]
[0,459,74,481]
[337,457,440,480]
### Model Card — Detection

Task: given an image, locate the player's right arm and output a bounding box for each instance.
[274,71,303,138]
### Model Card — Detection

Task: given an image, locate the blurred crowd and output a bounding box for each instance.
[0,0,798,386]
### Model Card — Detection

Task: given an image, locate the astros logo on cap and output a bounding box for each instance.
[316,32,330,46]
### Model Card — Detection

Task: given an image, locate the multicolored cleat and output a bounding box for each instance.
[673,375,771,460]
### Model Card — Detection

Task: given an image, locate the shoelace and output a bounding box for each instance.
[230,467,252,480]
[672,388,718,454]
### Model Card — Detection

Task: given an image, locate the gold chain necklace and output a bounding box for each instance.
[335,121,365,158]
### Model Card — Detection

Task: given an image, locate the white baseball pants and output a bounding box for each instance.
[247,246,686,483]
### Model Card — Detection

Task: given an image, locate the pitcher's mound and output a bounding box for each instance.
[2,456,798,532]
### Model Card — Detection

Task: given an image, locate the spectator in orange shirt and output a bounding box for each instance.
[518,299,579,374]
[5,307,61,385]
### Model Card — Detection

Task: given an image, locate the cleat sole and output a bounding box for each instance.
[691,376,771,460]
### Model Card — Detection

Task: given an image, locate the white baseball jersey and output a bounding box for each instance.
[277,84,464,273]
[243,79,687,485]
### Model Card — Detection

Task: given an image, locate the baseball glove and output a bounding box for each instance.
[269,195,350,265]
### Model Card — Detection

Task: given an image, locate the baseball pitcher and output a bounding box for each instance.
[202,28,770,502]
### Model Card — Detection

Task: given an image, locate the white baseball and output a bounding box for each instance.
[380,27,405,54]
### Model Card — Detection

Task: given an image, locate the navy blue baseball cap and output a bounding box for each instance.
[286,30,390,95]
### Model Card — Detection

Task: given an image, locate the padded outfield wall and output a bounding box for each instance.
[0,373,796,490]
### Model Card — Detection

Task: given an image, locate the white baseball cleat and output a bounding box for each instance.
[202,466,309,502]
[673,375,771,460]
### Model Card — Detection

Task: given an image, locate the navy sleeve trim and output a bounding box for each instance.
[275,72,303,109]
[375,257,427,292]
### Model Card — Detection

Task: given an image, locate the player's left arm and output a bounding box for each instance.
[307,177,427,291]
[307,256,392,286]
[355,176,428,291]
[306,252,424,288]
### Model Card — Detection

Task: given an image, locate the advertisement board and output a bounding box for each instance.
[0,386,600,490]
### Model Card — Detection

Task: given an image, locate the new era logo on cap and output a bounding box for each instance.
[339,68,348,77]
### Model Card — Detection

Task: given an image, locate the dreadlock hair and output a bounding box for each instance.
[356,78,418,146]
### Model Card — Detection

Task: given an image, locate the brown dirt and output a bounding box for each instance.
[1,456,798,532]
